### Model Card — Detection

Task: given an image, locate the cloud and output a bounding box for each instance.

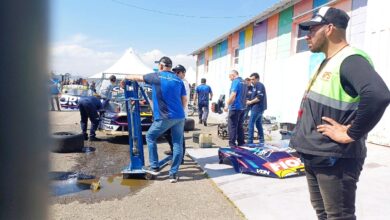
[50,34,196,80]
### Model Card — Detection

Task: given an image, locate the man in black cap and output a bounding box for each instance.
[124,56,187,183]
[290,6,390,219]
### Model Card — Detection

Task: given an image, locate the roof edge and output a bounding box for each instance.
[189,0,301,56]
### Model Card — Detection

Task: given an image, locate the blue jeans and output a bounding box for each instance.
[146,118,185,175]
[247,110,264,144]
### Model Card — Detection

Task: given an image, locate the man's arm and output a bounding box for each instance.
[125,74,144,82]
[317,55,390,143]
[181,96,188,109]
[226,92,236,106]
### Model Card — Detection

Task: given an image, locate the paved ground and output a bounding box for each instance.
[49,111,390,219]
[187,117,390,220]
[49,111,243,220]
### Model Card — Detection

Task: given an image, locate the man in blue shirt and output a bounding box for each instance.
[246,73,267,144]
[78,95,102,141]
[49,78,61,111]
[124,56,187,183]
[194,78,213,126]
[224,70,248,146]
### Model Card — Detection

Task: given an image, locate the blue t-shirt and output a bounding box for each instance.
[49,79,60,95]
[196,84,212,103]
[143,71,186,120]
[229,77,247,110]
[249,81,267,112]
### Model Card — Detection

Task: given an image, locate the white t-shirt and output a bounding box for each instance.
[183,78,190,118]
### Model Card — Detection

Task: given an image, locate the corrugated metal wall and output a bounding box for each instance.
[194,0,389,126]
[251,20,268,80]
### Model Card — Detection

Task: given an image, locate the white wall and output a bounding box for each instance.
[365,0,390,145]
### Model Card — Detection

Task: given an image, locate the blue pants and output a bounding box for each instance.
[79,101,99,137]
[247,110,264,144]
[227,110,245,147]
[198,101,209,122]
[146,118,185,175]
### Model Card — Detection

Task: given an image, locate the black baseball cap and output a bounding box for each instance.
[155,56,172,67]
[172,64,186,73]
[299,7,350,31]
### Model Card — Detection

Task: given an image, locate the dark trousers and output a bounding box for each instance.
[227,109,245,146]
[305,157,365,220]
[198,101,209,122]
[165,129,185,161]
[79,103,100,137]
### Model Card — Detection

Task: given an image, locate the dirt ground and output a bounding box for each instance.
[48,111,245,220]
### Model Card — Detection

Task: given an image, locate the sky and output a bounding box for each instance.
[50,0,280,78]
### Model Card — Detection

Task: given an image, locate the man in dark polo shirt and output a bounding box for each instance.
[124,56,187,183]
[224,70,248,147]
[194,78,213,126]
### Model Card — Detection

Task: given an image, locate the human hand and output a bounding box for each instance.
[223,107,228,112]
[246,100,251,105]
[317,117,354,144]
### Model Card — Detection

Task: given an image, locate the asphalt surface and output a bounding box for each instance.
[48,111,244,220]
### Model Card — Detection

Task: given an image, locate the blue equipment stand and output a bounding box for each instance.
[121,80,171,179]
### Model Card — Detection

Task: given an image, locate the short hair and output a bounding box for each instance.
[201,78,206,84]
[245,78,250,82]
[250,72,260,80]
[109,75,116,82]
[231,70,239,75]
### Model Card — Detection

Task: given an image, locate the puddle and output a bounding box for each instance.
[82,147,96,153]
[50,172,152,203]
[49,172,98,196]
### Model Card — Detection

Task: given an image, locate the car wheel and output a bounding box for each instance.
[52,132,84,153]
[184,118,195,131]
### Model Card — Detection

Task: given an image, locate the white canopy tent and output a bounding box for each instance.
[88,48,154,96]
[88,48,153,80]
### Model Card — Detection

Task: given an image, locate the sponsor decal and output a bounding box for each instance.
[256,169,270,175]
[321,72,332,81]
[263,157,304,177]
[60,95,80,108]
[253,148,274,157]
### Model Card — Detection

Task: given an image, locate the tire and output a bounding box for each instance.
[184,118,195,131]
[52,132,84,153]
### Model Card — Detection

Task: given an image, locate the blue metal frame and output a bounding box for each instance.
[121,80,172,176]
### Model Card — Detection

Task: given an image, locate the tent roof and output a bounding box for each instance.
[89,48,153,79]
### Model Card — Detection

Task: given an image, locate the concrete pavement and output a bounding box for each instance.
[187,143,390,220]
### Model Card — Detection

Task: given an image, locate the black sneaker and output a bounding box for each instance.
[198,119,202,124]
[164,150,173,155]
[203,121,207,126]
[142,166,160,175]
[169,173,179,183]
[89,136,102,142]
[83,133,88,141]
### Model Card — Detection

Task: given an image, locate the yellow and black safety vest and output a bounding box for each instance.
[291,47,373,158]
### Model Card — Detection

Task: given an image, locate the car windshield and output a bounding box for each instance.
[62,85,89,96]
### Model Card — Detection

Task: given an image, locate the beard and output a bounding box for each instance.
[309,32,327,53]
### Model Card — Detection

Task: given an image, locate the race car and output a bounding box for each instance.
[218,142,305,178]
[59,84,90,110]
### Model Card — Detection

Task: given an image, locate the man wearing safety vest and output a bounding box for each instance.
[290,7,390,219]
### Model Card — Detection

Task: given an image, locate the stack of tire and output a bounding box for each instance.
[52,132,84,153]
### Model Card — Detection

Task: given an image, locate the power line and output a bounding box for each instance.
[110,0,253,19]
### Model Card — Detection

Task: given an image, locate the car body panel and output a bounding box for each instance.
[218,143,305,178]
